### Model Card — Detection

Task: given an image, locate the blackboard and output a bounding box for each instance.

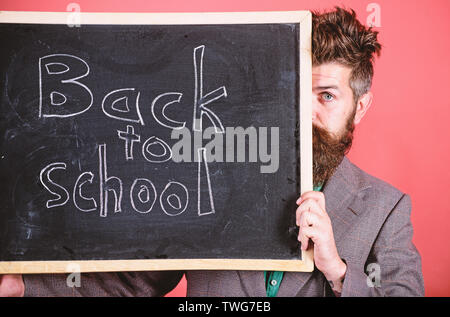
[0,11,313,273]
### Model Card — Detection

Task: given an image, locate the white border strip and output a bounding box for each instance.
[0,10,309,25]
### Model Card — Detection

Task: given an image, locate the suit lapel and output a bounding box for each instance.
[237,271,267,297]
[322,157,371,246]
[275,270,315,297]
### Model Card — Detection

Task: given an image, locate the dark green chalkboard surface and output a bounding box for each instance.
[0,11,313,273]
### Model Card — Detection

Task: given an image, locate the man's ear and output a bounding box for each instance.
[353,91,373,125]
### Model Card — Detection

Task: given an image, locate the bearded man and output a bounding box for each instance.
[0,7,424,297]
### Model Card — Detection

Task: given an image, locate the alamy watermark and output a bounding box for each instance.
[366,262,381,288]
[366,3,381,27]
[170,124,280,174]
[66,263,81,288]
[66,3,81,27]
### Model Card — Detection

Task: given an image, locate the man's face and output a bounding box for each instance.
[311,62,359,187]
[312,62,356,137]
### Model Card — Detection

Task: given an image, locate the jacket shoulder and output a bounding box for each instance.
[345,158,407,212]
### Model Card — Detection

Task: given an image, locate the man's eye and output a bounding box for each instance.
[321,92,334,102]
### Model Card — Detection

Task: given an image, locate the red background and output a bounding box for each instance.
[1,0,449,297]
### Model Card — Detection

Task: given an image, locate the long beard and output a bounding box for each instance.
[312,113,355,188]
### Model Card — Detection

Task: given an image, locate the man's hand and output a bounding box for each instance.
[296,191,347,293]
[0,275,24,297]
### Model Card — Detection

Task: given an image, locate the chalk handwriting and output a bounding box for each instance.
[151,92,186,130]
[160,182,189,217]
[38,46,226,132]
[73,171,97,212]
[39,162,70,208]
[117,125,141,161]
[141,136,173,163]
[197,148,215,216]
[102,88,144,125]
[98,144,123,217]
[193,45,227,133]
[130,178,157,214]
[40,143,193,218]
[38,46,229,219]
[39,54,93,118]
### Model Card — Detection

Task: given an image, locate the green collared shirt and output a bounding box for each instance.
[264,184,323,297]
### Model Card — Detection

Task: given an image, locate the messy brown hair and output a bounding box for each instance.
[312,7,382,101]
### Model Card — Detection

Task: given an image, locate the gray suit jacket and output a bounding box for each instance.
[23,157,424,296]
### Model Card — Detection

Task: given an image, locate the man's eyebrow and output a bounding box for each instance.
[313,85,339,90]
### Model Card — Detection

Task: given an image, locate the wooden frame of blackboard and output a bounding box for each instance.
[0,10,313,274]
